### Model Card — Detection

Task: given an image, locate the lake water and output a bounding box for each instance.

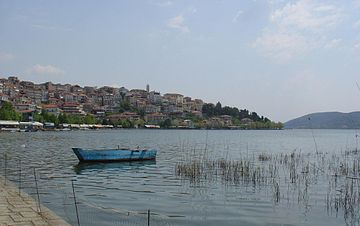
[0,129,359,226]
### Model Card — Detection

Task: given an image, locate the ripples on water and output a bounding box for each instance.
[0,129,358,226]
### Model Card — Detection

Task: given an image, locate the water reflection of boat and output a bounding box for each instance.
[73,160,156,174]
[72,147,157,162]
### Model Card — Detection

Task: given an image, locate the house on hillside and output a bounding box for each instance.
[106,112,140,122]
[219,115,233,127]
[145,113,167,124]
[241,118,253,125]
[163,93,183,105]
[42,104,61,116]
[61,102,86,115]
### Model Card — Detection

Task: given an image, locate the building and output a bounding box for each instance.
[0,93,9,102]
[61,102,85,115]
[183,119,194,128]
[193,99,204,111]
[43,82,54,91]
[191,110,203,117]
[163,104,183,114]
[8,76,20,84]
[145,113,167,124]
[149,91,162,104]
[14,103,36,112]
[219,115,233,126]
[23,89,47,104]
[19,81,35,90]
[107,112,140,122]
[163,93,184,105]
[207,117,224,128]
[145,104,161,113]
[241,118,253,125]
[0,120,20,132]
[84,86,96,95]
[100,93,116,106]
[70,85,84,94]
[63,93,75,103]
[129,89,148,99]
[42,104,61,116]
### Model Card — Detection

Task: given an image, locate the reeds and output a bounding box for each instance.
[176,158,271,186]
[175,147,360,223]
[258,152,271,161]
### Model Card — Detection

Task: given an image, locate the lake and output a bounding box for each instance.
[0,129,359,226]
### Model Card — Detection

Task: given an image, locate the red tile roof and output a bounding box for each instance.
[42,104,58,108]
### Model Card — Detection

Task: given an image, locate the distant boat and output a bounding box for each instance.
[72,147,157,162]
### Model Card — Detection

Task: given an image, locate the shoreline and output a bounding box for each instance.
[0,175,70,226]
[0,126,284,132]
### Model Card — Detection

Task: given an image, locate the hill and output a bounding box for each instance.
[284,111,360,129]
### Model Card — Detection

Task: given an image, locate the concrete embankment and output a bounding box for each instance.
[0,176,70,226]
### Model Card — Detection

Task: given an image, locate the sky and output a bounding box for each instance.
[1,0,360,122]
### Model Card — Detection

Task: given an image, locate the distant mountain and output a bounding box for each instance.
[285,112,360,129]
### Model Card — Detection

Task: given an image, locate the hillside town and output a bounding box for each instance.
[0,76,282,130]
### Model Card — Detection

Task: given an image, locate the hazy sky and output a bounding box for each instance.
[1,0,360,122]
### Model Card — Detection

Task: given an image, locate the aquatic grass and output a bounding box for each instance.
[175,157,275,187]
[258,152,271,161]
[175,148,360,223]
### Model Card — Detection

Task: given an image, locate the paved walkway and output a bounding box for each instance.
[0,176,70,226]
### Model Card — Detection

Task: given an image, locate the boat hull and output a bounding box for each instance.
[72,148,157,162]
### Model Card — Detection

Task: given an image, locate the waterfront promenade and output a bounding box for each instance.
[0,176,70,226]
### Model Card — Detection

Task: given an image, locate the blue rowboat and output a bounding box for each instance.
[72,147,157,162]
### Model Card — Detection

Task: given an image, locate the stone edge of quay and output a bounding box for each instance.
[0,175,71,226]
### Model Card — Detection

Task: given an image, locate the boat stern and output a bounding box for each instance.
[72,148,85,161]
[144,149,157,160]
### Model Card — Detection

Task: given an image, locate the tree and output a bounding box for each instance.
[121,119,133,128]
[275,122,284,129]
[118,101,132,113]
[102,118,109,125]
[214,102,222,115]
[35,110,60,125]
[137,109,145,118]
[239,109,249,119]
[202,103,215,117]
[232,117,241,126]
[33,113,44,122]
[0,102,21,121]
[134,119,145,128]
[194,120,205,129]
[250,112,260,121]
[59,114,82,124]
[58,113,68,124]
[47,114,60,126]
[160,118,172,128]
[67,114,83,124]
[83,114,97,124]
[222,106,239,117]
